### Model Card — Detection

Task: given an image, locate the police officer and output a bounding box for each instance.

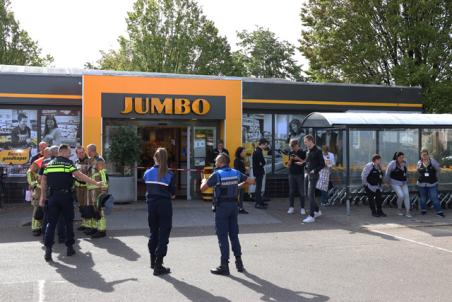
[74,146,90,231]
[143,147,175,276]
[201,153,255,276]
[362,154,386,217]
[40,144,102,262]
[39,146,67,243]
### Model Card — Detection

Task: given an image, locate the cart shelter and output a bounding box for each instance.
[301,112,452,214]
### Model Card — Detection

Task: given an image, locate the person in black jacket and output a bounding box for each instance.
[211,140,229,164]
[252,138,268,209]
[303,135,325,223]
[234,147,249,214]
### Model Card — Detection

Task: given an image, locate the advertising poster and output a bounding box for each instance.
[0,109,38,151]
[40,110,81,147]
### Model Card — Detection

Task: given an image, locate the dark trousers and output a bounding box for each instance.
[254,174,264,206]
[148,198,173,258]
[306,173,319,217]
[42,211,66,242]
[365,187,383,214]
[238,189,244,209]
[289,173,305,208]
[44,192,75,248]
[215,202,241,263]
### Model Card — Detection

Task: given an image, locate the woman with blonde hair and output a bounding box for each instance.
[143,147,176,276]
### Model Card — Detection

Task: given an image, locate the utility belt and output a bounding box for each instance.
[49,188,74,195]
[75,181,87,188]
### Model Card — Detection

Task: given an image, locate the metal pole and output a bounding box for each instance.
[187,126,192,201]
[346,128,351,216]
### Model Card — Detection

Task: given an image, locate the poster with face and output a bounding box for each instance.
[0,109,38,151]
[41,110,81,147]
[274,114,306,174]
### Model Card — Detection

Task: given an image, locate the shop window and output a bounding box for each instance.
[422,129,452,188]
[349,129,376,188]
[274,114,306,174]
[316,129,346,187]
[242,113,272,174]
[379,129,419,184]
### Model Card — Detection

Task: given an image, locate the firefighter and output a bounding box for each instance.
[74,146,90,231]
[87,155,108,238]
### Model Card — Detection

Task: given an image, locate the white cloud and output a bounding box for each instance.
[10,0,308,69]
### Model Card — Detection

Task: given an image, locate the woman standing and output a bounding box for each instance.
[143,148,176,276]
[362,154,386,217]
[234,147,249,214]
[42,115,62,146]
[385,152,412,217]
[417,149,445,217]
[319,145,334,206]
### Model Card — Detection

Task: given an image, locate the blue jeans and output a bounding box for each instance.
[418,185,443,213]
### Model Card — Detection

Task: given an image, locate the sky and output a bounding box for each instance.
[10,0,307,69]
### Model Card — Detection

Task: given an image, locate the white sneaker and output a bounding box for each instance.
[314,210,322,218]
[287,207,295,214]
[397,210,404,216]
[303,216,315,223]
[300,208,306,215]
[405,212,413,218]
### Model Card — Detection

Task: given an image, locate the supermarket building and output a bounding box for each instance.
[0,65,423,202]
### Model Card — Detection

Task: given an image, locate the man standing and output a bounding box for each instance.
[303,135,325,223]
[40,144,102,262]
[287,139,307,215]
[252,138,268,209]
[201,154,255,276]
[11,113,32,148]
[26,147,50,236]
[85,144,105,237]
[212,140,229,158]
[30,142,48,164]
[74,146,90,231]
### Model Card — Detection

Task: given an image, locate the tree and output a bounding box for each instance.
[0,0,53,66]
[95,0,240,76]
[300,0,451,112]
[235,27,304,81]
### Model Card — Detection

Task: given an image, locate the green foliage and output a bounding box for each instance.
[95,0,239,76]
[235,27,304,81]
[106,127,141,176]
[0,0,53,66]
[300,0,451,112]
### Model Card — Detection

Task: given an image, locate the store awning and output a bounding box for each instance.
[301,112,452,128]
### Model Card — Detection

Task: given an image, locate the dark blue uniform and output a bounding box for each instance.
[144,166,176,259]
[207,167,248,263]
[42,156,77,248]
[39,156,66,242]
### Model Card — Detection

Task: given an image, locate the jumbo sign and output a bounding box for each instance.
[121,97,211,115]
[101,93,226,120]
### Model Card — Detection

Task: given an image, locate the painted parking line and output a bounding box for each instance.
[370,229,452,254]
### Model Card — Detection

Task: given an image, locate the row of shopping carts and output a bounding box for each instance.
[325,186,452,209]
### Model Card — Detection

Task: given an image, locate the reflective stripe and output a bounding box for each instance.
[145,181,169,187]
[44,167,76,174]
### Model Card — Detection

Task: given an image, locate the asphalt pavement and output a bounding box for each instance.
[1,199,452,302]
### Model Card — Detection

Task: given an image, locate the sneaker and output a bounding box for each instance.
[314,210,322,218]
[405,213,413,218]
[300,208,306,215]
[287,207,295,214]
[437,212,445,218]
[302,216,315,223]
[397,210,405,216]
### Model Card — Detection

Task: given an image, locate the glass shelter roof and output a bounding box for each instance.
[301,112,452,128]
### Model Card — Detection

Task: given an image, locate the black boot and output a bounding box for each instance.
[44,247,52,262]
[91,230,106,238]
[377,209,387,217]
[67,246,76,257]
[211,261,230,276]
[153,257,170,276]
[150,254,156,269]
[235,257,244,272]
[84,228,97,236]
